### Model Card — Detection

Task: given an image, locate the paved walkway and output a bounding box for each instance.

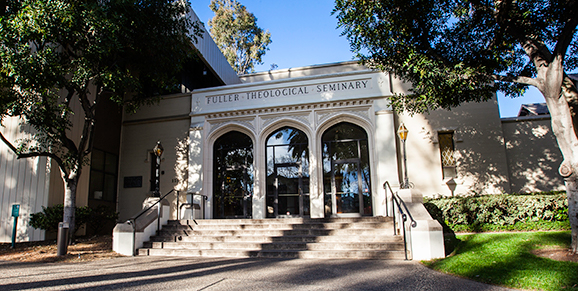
[0,256,514,291]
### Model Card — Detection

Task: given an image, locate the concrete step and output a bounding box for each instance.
[161,222,393,231]
[138,248,406,260]
[149,234,400,243]
[139,217,407,260]
[169,217,392,226]
[154,228,394,237]
[143,241,404,251]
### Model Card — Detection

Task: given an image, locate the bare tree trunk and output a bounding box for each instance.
[566,174,578,253]
[63,171,78,245]
[539,57,578,253]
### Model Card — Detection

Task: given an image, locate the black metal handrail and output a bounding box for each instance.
[394,192,417,228]
[383,181,395,227]
[126,189,176,256]
[383,181,417,260]
[178,192,208,221]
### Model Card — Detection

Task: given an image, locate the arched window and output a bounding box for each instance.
[266,127,310,218]
[213,131,254,219]
[322,123,372,216]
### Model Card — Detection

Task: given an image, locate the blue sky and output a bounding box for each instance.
[191,0,546,118]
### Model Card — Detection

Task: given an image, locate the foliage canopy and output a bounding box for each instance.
[0,0,200,243]
[334,0,578,113]
[0,0,200,171]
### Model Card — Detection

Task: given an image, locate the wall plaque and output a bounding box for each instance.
[124,176,143,188]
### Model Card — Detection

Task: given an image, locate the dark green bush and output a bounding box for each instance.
[424,192,569,232]
[29,204,66,233]
[29,204,118,234]
[87,205,119,234]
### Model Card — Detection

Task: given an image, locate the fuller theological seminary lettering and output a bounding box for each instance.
[206,79,371,104]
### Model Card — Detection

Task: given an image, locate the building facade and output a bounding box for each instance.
[0,7,566,242]
[116,61,564,222]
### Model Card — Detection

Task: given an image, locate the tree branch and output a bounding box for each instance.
[83,84,101,156]
[63,86,75,107]
[55,86,80,156]
[492,74,539,87]
[0,130,69,176]
[76,83,97,160]
[17,151,68,174]
[521,39,555,76]
[0,130,20,155]
[553,0,578,59]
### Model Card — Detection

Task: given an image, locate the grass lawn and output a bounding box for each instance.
[423,231,578,291]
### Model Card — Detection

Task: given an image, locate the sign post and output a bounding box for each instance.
[11,204,20,248]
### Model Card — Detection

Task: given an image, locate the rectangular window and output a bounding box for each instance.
[89,149,118,202]
[438,132,457,179]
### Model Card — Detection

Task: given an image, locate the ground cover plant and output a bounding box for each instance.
[423,231,578,291]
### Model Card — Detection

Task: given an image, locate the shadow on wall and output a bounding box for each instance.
[423,202,459,256]
[174,137,189,193]
[404,101,511,196]
[502,118,564,193]
[453,122,510,195]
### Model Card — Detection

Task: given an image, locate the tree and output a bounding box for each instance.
[208,0,271,74]
[0,0,201,250]
[333,0,578,252]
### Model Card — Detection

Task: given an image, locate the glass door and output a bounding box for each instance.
[268,163,310,217]
[215,166,252,218]
[322,122,372,217]
[213,131,253,219]
[332,161,362,214]
[266,127,310,218]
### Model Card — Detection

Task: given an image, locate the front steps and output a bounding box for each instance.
[138,217,407,259]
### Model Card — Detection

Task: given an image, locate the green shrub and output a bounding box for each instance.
[29,204,118,235]
[29,204,65,233]
[424,192,569,232]
[87,205,119,234]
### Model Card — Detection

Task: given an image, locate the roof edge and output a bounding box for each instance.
[188,9,240,85]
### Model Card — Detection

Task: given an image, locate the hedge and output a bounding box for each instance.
[424,191,569,232]
[30,204,119,235]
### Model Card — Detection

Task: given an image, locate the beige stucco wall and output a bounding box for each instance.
[117,94,192,221]
[397,97,511,197]
[501,116,564,193]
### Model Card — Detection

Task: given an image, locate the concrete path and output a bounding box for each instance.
[0,256,514,291]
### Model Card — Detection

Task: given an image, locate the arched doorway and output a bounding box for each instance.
[266,127,310,218]
[213,131,254,219]
[322,122,372,216]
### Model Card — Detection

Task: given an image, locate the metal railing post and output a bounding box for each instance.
[157,200,161,232]
[176,191,180,220]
